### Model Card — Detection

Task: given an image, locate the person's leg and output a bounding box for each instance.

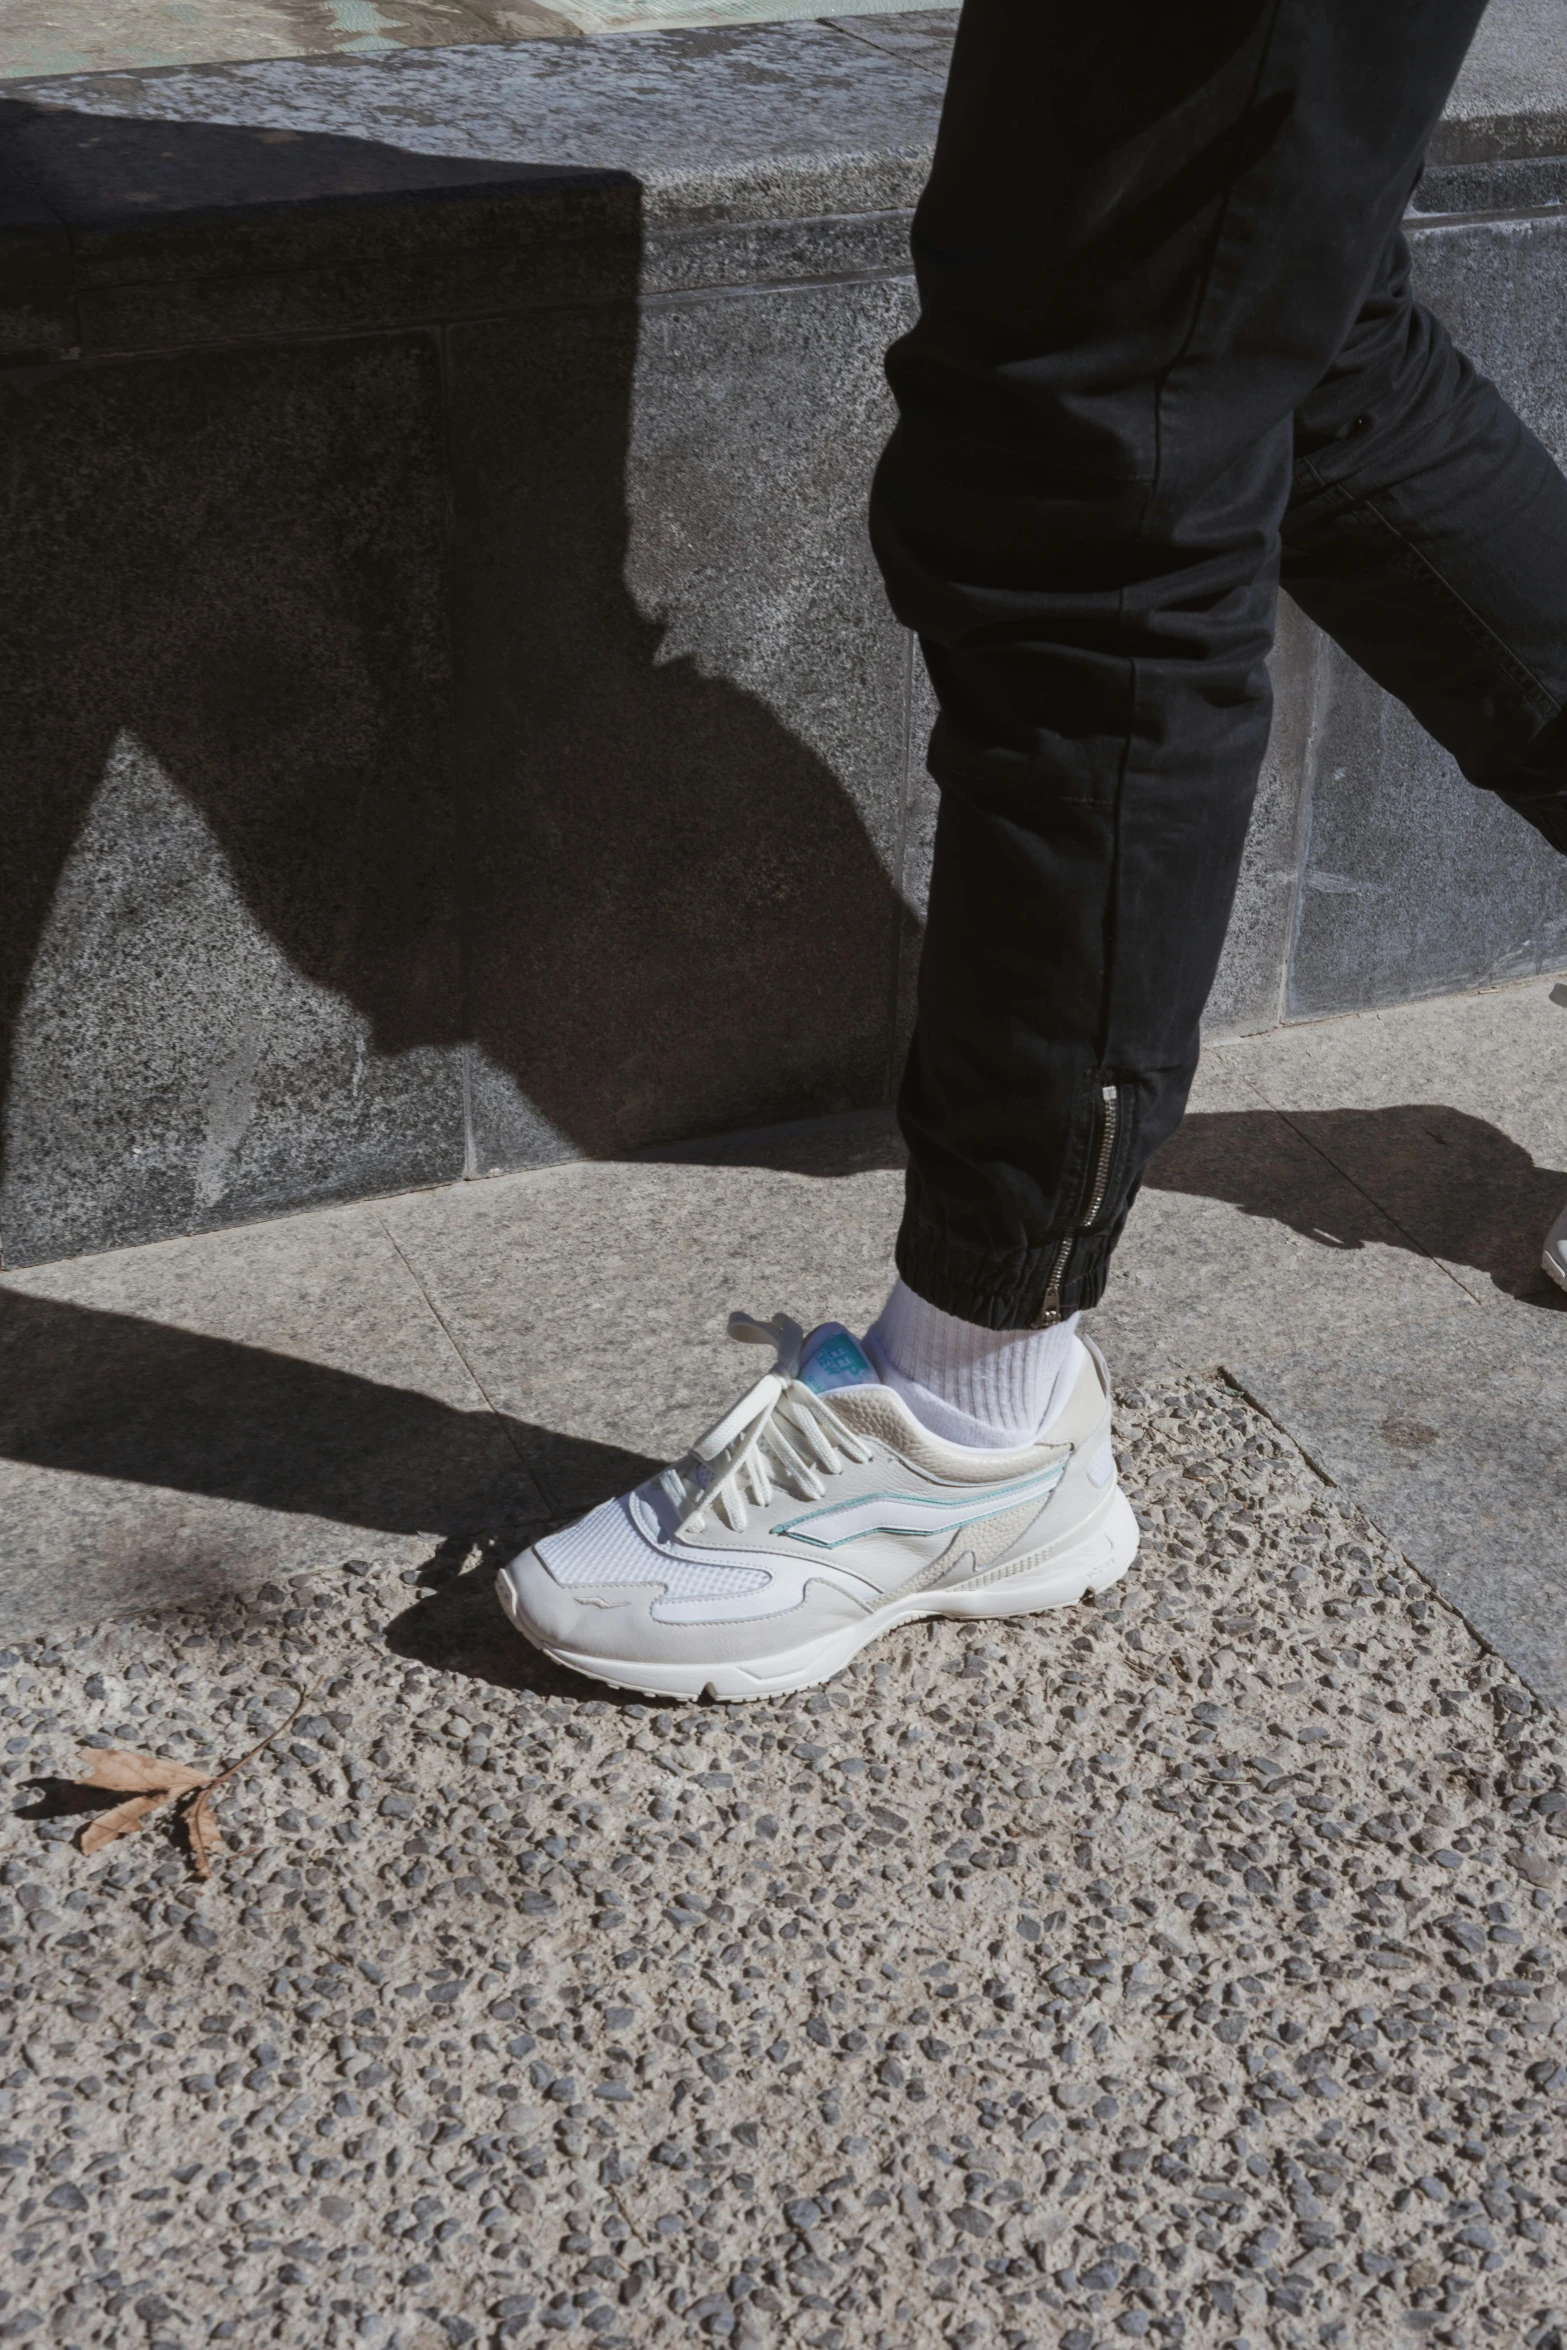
[1282,232,1567,852]
[871,0,1487,1335]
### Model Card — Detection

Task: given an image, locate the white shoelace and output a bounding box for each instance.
[660,1313,874,1536]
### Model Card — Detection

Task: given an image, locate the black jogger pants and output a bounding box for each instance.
[871,0,1567,1329]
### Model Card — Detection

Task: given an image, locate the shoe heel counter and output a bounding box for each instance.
[988,1357,1117,1570]
[1042,1338,1111,1450]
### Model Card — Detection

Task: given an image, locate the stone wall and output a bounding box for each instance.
[0,11,1563,1264]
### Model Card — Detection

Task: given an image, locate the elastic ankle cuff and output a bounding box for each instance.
[894,1215,1118,1330]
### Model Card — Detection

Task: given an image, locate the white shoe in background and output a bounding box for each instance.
[1545,1203,1567,1293]
[495,1312,1139,1701]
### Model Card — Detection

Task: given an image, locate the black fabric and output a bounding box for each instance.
[871,0,1567,1328]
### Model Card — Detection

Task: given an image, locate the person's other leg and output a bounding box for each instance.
[871,0,1486,1336]
[1281,225,1567,1295]
[1283,233,1567,852]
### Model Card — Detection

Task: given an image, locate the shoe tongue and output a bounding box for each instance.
[797,1323,880,1396]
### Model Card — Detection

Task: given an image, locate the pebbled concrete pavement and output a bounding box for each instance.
[1,1373,1564,2350]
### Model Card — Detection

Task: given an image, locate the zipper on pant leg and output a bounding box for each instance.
[1034,1082,1120,1326]
[1081,1081,1120,1229]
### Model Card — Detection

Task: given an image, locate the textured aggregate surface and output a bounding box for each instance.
[2,1373,1565,2350]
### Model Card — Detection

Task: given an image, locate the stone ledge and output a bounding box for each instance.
[3,24,944,237]
[0,22,946,356]
[3,11,1564,360]
[1417,155,1567,216]
[1433,0,1567,163]
[6,2,1559,343]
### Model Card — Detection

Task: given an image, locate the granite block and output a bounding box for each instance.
[0,332,466,1266]
[3,93,590,276]
[72,222,647,357]
[1417,153,1567,214]
[1230,1296,1567,1710]
[14,2,1554,231]
[0,32,933,345]
[0,94,646,352]
[448,273,918,1170]
[0,111,74,355]
[639,207,915,300]
[1411,210,1567,466]
[0,97,912,351]
[645,1099,905,1175]
[1286,649,1567,1023]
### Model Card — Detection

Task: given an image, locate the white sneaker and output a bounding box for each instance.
[495,1313,1139,1701]
[1546,1203,1567,1293]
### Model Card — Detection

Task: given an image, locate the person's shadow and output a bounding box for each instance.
[0,85,923,1645]
[1141,1100,1567,1307]
[0,92,917,1264]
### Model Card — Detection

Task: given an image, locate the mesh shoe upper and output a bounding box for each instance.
[536,1504,771,1603]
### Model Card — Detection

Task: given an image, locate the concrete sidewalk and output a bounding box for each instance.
[3,973,1564,1689]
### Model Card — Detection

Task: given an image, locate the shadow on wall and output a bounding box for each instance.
[1143,1102,1567,1307]
[0,98,915,1263]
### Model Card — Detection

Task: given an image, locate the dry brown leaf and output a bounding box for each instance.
[74,1747,211,1796]
[79,1792,167,1854]
[73,1687,313,1887]
[183,1786,223,1880]
[73,1746,213,1860]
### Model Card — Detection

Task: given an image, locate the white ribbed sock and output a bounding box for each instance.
[862,1278,1084,1450]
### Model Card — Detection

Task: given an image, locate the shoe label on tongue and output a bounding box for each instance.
[799,1325,879,1395]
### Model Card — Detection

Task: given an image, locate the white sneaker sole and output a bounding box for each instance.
[1545,1247,1567,1295]
[495,1486,1139,1702]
